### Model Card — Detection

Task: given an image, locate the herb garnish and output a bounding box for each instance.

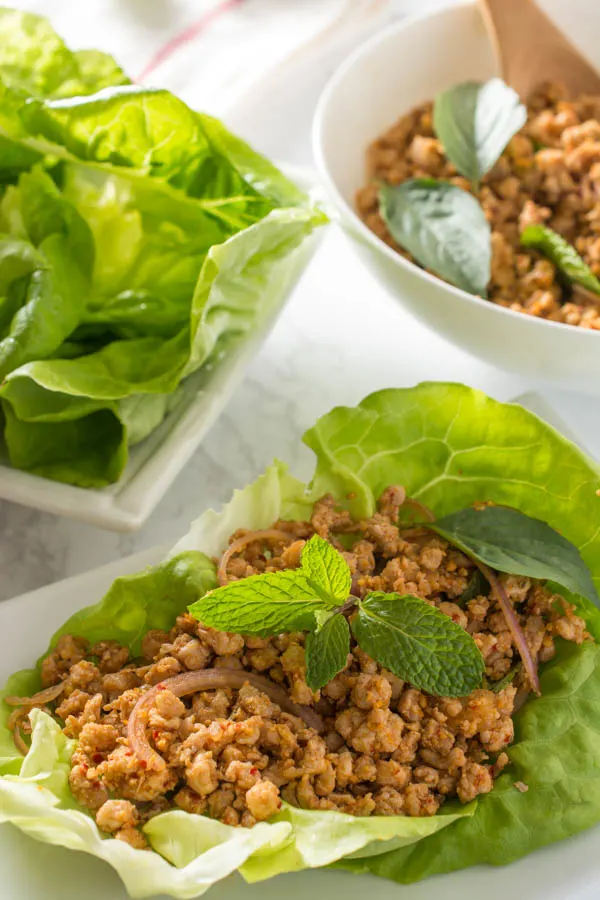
[378,178,491,296]
[189,534,484,696]
[433,79,526,189]
[458,568,489,606]
[351,591,483,697]
[305,610,351,693]
[430,505,598,604]
[520,224,600,296]
[189,504,597,698]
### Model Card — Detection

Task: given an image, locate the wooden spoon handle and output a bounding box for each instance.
[480,0,600,98]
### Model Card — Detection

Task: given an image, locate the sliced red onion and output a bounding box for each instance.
[4,682,65,707]
[476,561,540,695]
[127,669,325,770]
[217,529,292,585]
[403,498,436,523]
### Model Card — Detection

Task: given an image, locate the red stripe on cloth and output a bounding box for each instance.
[138,0,247,82]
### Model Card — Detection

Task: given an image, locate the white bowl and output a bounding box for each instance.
[313,1,600,393]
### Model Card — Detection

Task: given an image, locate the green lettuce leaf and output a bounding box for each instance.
[0,168,93,380]
[0,19,324,488]
[21,86,304,208]
[0,203,321,485]
[5,386,599,894]
[0,8,128,98]
[303,382,600,598]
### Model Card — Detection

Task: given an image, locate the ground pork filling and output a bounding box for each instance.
[356,81,600,328]
[13,486,590,849]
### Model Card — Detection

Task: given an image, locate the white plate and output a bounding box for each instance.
[0,394,599,900]
[0,165,321,533]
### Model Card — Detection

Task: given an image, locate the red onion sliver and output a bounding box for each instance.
[4,682,65,707]
[217,529,292,585]
[404,498,436,523]
[127,669,325,770]
[476,561,540,695]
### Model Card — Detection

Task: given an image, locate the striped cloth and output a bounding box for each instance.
[5,0,453,116]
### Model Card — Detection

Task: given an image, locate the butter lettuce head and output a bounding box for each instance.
[0,10,324,487]
[2,383,600,897]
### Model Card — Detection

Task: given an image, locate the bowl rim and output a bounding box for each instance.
[312,0,600,342]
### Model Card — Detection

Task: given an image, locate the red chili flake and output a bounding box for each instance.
[250,767,258,775]
[125,749,133,756]
[152,730,160,741]
[81,763,89,772]
[92,753,103,764]
[139,760,148,770]
[156,684,166,691]
[504,735,511,743]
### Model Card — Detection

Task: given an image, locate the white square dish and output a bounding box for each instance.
[0,166,322,533]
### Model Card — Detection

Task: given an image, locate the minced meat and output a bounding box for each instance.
[26,486,590,848]
[356,82,600,328]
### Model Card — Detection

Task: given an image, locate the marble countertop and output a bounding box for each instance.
[0,0,596,601]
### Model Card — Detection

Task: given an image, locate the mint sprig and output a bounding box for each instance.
[306,611,351,691]
[189,534,484,696]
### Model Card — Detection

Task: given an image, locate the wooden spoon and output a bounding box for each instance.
[480,0,600,98]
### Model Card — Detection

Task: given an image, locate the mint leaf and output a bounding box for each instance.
[378,179,491,296]
[433,79,526,187]
[301,534,351,603]
[520,224,600,295]
[352,592,484,697]
[305,611,350,691]
[189,570,328,637]
[430,505,598,605]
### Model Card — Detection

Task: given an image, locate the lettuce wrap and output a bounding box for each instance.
[0,8,325,486]
[2,383,600,896]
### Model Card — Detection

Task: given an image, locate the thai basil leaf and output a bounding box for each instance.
[488,662,520,693]
[458,568,490,606]
[351,592,484,697]
[379,179,491,296]
[520,224,600,295]
[433,78,526,187]
[431,505,598,605]
[305,611,350,691]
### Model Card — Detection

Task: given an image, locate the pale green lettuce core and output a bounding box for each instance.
[0,9,325,487]
[2,384,600,896]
